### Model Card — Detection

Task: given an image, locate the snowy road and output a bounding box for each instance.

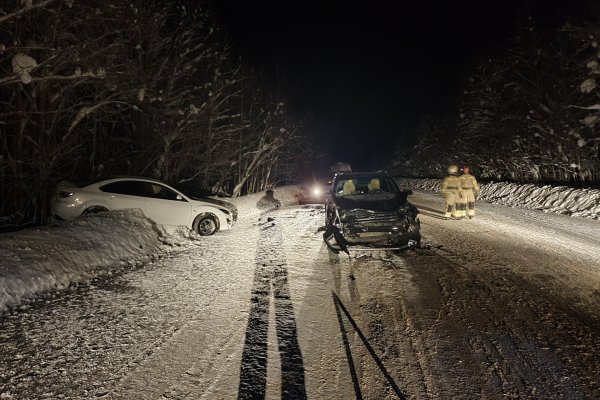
[1,191,599,399]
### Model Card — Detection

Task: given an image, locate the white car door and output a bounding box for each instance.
[140,182,192,227]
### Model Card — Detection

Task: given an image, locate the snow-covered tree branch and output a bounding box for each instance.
[392,10,600,184]
[0,0,315,228]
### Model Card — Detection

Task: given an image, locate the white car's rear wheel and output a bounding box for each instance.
[194,214,219,236]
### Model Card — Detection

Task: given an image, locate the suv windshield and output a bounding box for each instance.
[334,177,398,197]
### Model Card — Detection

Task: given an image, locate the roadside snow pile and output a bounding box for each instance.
[0,209,165,312]
[0,186,303,312]
[479,182,600,219]
[397,178,442,192]
[397,178,600,220]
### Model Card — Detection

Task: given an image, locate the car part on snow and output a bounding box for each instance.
[323,223,350,254]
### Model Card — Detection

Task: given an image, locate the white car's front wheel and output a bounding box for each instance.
[193,214,219,236]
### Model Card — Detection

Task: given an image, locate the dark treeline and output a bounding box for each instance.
[392,2,600,186]
[0,0,317,229]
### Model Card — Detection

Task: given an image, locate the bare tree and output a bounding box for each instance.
[0,0,144,228]
[0,0,316,229]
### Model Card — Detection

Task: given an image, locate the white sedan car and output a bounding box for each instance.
[51,177,234,235]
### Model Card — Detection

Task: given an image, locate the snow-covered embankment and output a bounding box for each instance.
[397,178,600,220]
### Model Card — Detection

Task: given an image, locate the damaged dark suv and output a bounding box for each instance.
[323,171,420,254]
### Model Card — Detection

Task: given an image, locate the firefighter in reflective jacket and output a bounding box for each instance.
[441,165,462,218]
[459,165,480,218]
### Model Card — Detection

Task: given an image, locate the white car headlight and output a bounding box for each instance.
[312,187,321,196]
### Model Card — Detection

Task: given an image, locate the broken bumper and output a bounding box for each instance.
[323,223,420,254]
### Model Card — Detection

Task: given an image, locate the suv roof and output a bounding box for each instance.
[334,171,392,180]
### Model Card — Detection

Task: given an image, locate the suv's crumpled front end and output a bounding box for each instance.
[323,172,421,254]
[341,207,420,246]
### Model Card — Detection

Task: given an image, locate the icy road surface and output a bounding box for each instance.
[1,190,599,399]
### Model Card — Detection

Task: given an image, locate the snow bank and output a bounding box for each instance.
[0,186,303,312]
[397,178,600,220]
[0,209,164,311]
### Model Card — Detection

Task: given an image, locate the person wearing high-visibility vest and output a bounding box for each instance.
[459,165,480,218]
[441,165,462,218]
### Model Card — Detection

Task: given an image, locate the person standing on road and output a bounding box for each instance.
[441,165,462,218]
[460,165,480,218]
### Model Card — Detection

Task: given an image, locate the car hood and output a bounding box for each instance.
[190,196,238,220]
[334,192,408,212]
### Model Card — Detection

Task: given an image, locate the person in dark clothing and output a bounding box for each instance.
[257,189,282,209]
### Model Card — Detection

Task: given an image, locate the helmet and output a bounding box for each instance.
[448,165,459,175]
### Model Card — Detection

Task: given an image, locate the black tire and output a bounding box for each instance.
[82,206,108,215]
[193,214,219,236]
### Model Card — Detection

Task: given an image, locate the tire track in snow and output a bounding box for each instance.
[331,253,433,399]
[404,241,599,398]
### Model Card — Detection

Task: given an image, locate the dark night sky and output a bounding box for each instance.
[214,1,571,171]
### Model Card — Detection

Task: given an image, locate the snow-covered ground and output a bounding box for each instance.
[0,180,598,312]
[0,182,599,399]
[0,186,302,312]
